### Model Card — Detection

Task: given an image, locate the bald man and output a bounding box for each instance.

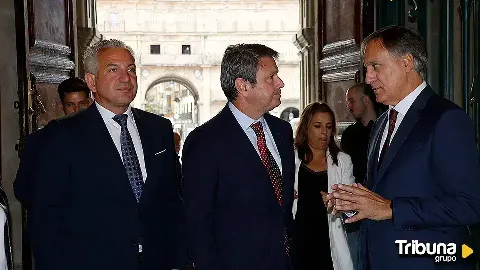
[341,83,378,183]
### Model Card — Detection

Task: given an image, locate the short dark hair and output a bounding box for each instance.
[294,102,341,166]
[361,25,428,79]
[349,82,388,115]
[349,82,375,103]
[57,77,90,102]
[220,44,279,101]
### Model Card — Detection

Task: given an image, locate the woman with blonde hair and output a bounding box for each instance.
[292,102,354,270]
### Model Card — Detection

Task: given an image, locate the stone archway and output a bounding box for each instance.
[145,76,200,141]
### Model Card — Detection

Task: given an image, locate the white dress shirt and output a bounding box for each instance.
[96,102,147,182]
[378,81,427,157]
[228,102,282,172]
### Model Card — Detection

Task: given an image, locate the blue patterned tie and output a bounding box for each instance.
[113,114,144,202]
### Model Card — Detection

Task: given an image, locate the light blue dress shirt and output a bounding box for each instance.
[228,102,282,173]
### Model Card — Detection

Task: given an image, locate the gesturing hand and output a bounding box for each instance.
[326,183,392,223]
[320,191,334,214]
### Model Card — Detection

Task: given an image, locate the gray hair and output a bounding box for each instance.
[220,43,279,101]
[361,26,428,80]
[83,39,135,75]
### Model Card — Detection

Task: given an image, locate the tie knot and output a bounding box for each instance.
[251,121,264,137]
[389,109,398,123]
[113,114,128,128]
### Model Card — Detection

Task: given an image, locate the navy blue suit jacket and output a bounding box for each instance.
[360,86,480,270]
[182,105,296,270]
[29,104,186,270]
[15,128,46,210]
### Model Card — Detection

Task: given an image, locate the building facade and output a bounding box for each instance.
[96,0,301,138]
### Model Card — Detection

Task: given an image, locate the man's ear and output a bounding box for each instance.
[85,73,97,93]
[86,97,93,105]
[234,78,248,97]
[402,53,415,73]
[361,94,370,105]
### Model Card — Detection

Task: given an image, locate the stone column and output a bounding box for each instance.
[76,0,102,78]
[294,0,319,110]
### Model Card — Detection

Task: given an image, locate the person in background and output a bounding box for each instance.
[57,77,92,115]
[174,132,181,155]
[341,83,377,183]
[340,83,378,270]
[292,102,353,270]
[330,25,480,270]
[182,43,295,270]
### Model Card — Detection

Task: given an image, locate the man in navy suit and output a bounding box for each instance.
[28,39,185,270]
[182,44,296,270]
[329,26,480,270]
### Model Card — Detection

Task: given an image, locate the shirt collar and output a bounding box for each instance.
[95,101,134,124]
[391,81,427,115]
[228,102,265,131]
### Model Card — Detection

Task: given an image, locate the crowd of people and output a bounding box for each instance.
[1,25,479,270]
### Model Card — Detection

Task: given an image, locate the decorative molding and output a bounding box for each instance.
[322,39,358,55]
[33,40,72,55]
[322,69,357,83]
[29,40,75,71]
[31,71,70,84]
[319,38,361,82]
[319,51,360,71]
[30,53,75,70]
[293,27,314,52]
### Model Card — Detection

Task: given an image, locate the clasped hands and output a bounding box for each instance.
[320,183,392,223]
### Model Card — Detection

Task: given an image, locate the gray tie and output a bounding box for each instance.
[113,114,144,202]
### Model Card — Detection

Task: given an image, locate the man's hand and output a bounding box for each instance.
[327,183,392,223]
[320,191,334,214]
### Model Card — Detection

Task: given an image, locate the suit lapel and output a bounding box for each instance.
[374,86,434,187]
[365,113,386,188]
[131,108,160,202]
[264,114,290,177]
[220,106,287,212]
[263,114,293,216]
[85,105,138,202]
[219,106,267,173]
[86,105,125,168]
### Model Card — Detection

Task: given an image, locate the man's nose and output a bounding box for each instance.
[276,77,285,88]
[72,104,80,113]
[119,69,131,82]
[365,67,375,84]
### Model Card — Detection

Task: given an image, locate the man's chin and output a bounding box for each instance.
[267,101,281,112]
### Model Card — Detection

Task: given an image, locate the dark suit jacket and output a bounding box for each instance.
[14,128,46,210]
[29,104,186,270]
[182,105,296,270]
[359,86,480,270]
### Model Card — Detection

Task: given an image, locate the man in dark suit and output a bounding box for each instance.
[28,39,185,270]
[182,44,295,270]
[329,26,480,270]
